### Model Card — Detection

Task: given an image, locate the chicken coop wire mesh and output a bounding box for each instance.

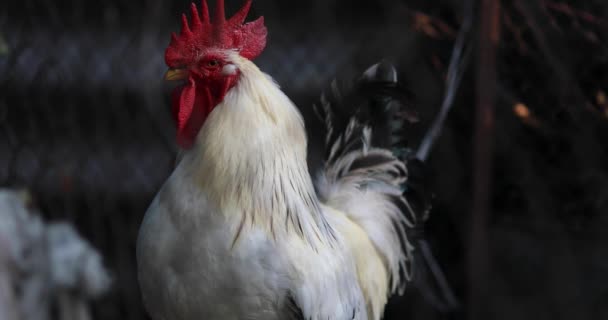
[2,0,608,319]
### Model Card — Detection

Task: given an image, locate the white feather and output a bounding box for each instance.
[137,53,383,320]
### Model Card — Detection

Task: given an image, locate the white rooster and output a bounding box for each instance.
[136,1,417,319]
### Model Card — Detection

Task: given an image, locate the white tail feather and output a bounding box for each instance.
[317,122,415,294]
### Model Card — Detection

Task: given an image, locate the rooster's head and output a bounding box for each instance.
[164,0,267,148]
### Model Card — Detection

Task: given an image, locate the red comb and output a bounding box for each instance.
[165,0,267,67]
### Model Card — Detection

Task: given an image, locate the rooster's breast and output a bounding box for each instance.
[136,168,292,320]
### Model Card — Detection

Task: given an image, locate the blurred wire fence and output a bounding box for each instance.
[1,0,608,319]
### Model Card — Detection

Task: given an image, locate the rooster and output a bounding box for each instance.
[136,1,417,319]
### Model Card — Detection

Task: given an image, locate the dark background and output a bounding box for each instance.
[1,0,607,319]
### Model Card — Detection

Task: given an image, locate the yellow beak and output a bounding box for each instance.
[164,68,189,81]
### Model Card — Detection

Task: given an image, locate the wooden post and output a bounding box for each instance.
[469,0,500,319]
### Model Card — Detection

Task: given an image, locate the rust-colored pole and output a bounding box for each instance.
[469,0,500,319]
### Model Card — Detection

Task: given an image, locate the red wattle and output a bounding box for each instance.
[176,79,196,132]
[171,75,237,149]
[171,77,217,149]
[172,79,195,148]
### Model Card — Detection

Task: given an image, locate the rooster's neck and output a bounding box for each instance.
[180,57,335,246]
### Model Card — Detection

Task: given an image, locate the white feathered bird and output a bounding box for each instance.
[136,1,417,319]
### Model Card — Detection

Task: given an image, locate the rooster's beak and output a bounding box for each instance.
[164,68,189,81]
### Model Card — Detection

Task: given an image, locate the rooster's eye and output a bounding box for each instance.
[206,60,220,68]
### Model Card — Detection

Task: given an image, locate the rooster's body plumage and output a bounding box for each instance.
[137,2,415,319]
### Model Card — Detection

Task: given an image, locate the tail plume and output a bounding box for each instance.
[313,62,418,293]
